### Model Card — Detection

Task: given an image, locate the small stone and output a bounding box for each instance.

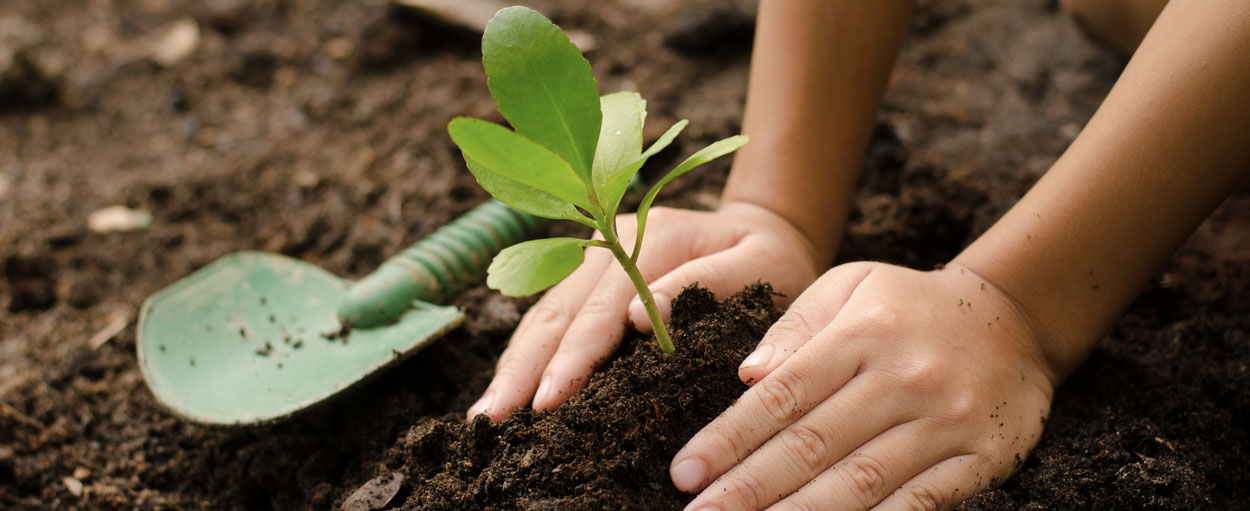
[293,168,320,189]
[151,18,199,66]
[63,476,84,497]
[324,36,354,60]
[342,471,405,511]
[1059,122,1082,141]
[72,467,91,480]
[88,205,153,233]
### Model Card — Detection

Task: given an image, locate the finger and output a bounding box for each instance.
[626,222,745,333]
[871,454,994,511]
[739,262,875,386]
[670,330,865,493]
[627,240,773,334]
[467,250,613,421]
[679,375,899,510]
[767,420,959,511]
[531,240,677,411]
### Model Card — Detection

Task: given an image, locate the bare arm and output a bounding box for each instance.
[955,0,1250,381]
[724,0,914,267]
[467,0,912,421]
[675,1,1250,510]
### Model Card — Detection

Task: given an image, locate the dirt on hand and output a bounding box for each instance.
[1,0,1247,510]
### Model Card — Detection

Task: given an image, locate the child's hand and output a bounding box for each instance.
[466,202,824,421]
[671,262,1058,510]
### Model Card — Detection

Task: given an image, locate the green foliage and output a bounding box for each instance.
[482,6,601,180]
[486,238,586,296]
[449,6,748,351]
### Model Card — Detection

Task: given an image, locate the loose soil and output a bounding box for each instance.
[1,0,1247,510]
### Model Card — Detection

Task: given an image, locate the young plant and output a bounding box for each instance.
[447,6,747,353]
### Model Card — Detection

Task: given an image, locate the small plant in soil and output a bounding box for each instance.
[448,6,747,353]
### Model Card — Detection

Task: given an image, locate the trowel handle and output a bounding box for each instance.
[338,200,549,328]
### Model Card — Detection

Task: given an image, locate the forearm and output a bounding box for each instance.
[955,0,1250,381]
[723,0,914,266]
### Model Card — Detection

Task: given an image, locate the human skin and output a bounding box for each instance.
[673,0,1250,510]
[463,0,907,421]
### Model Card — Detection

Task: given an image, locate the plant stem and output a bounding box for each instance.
[598,225,675,353]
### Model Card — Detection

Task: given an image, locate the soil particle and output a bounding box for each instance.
[371,284,779,510]
[2,0,1248,510]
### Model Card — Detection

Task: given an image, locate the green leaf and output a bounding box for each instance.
[465,158,595,227]
[483,6,601,181]
[631,135,749,261]
[487,237,586,296]
[600,119,688,218]
[448,118,592,211]
[592,92,645,208]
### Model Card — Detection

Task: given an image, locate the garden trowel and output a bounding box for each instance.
[137,200,547,426]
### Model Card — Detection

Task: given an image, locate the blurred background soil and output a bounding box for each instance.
[1,0,1246,509]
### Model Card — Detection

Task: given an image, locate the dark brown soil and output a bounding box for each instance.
[384,285,777,511]
[2,0,1248,510]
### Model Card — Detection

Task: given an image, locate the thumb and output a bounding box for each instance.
[737,261,876,385]
[628,247,764,333]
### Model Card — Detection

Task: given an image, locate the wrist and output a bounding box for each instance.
[717,192,845,269]
[716,199,834,271]
[947,253,1100,384]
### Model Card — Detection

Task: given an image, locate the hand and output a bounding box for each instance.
[466,201,826,421]
[671,262,1059,510]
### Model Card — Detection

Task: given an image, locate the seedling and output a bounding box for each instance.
[448,7,746,353]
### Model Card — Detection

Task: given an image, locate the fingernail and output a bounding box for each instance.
[534,376,555,409]
[670,457,707,492]
[467,391,494,419]
[653,292,672,320]
[628,297,647,330]
[739,343,775,370]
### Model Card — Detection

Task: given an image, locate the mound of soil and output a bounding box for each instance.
[376,285,777,510]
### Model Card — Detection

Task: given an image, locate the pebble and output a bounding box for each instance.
[151,18,199,66]
[63,476,84,497]
[87,205,153,233]
[342,471,405,511]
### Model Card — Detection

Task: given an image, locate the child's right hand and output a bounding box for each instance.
[466,201,825,421]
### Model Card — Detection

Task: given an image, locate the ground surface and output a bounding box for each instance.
[1,0,1247,509]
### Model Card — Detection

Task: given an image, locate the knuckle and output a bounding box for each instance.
[699,423,749,461]
[686,258,729,287]
[773,305,823,340]
[780,500,823,511]
[852,303,902,334]
[840,452,890,506]
[779,423,831,473]
[940,391,979,424]
[575,294,623,319]
[897,482,944,511]
[755,372,806,422]
[893,358,940,391]
[493,352,535,377]
[523,301,568,326]
[722,472,768,510]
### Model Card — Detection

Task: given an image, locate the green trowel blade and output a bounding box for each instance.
[137,251,464,426]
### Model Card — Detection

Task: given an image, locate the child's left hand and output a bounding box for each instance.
[671,261,1058,510]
